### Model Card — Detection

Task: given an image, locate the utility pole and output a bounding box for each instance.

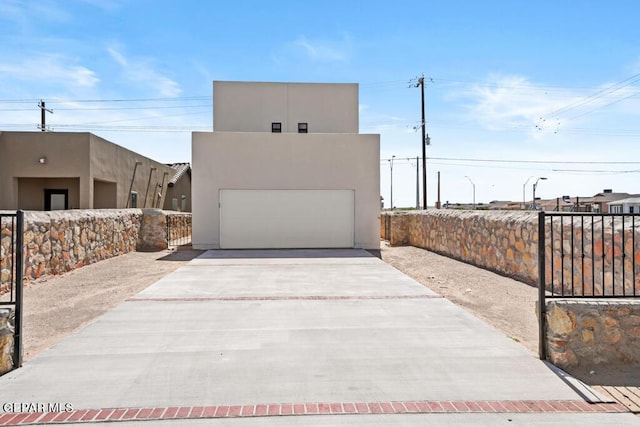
[418,76,427,209]
[38,100,53,131]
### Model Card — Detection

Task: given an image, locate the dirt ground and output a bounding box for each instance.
[16,242,640,412]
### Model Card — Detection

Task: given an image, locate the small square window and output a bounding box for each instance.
[298,122,308,133]
[271,122,282,133]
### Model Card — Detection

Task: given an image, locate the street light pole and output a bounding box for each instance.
[522,175,534,210]
[389,155,396,210]
[532,177,548,210]
[465,176,476,210]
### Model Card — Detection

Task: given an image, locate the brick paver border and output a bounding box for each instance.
[0,400,628,425]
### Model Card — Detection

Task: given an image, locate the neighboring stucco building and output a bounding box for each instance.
[0,131,182,211]
[163,162,192,212]
[192,81,380,249]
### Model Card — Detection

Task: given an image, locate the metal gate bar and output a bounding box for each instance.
[0,210,24,371]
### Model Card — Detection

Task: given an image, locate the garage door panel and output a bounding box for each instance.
[220,190,354,249]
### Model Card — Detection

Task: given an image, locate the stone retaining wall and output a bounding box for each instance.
[381,210,539,284]
[0,309,13,375]
[545,300,640,369]
[381,210,640,293]
[1,209,193,287]
[20,210,143,282]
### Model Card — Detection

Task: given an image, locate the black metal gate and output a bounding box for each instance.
[0,211,24,372]
[166,213,192,248]
[537,211,640,360]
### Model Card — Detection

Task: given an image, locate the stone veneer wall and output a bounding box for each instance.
[1,209,193,286]
[381,210,540,285]
[546,300,640,369]
[381,210,640,368]
[137,209,167,251]
[20,210,143,282]
[0,309,12,375]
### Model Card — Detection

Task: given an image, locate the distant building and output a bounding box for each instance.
[532,190,639,213]
[608,197,640,214]
[582,189,637,213]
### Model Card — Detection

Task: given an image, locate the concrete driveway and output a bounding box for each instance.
[0,249,637,425]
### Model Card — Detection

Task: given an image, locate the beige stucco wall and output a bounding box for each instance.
[88,134,175,209]
[192,131,380,249]
[17,178,80,210]
[213,81,359,133]
[0,132,90,209]
[165,176,192,212]
[0,132,175,210]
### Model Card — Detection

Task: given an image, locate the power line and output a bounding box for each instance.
[0,104,212,112]
[538,71,640,123]
[0,96,209,104]
[382,156,640,165]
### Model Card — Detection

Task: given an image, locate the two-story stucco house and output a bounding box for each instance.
[191,81,380,250]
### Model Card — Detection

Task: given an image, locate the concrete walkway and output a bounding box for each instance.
[0,249,638,425]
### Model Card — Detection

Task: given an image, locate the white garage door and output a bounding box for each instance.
[220,189,354,249]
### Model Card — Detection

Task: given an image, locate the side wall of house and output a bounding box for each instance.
[192,131,380,249]
[89,135,175,209]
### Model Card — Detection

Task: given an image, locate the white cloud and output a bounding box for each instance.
[0,0,72,24]
[455,74,640,136]
[107,46,182,97]
[107,47,128,67]
[293,36,350,62]
[0,55,99,88]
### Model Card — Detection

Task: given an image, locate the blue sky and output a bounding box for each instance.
[2,0,640,208]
